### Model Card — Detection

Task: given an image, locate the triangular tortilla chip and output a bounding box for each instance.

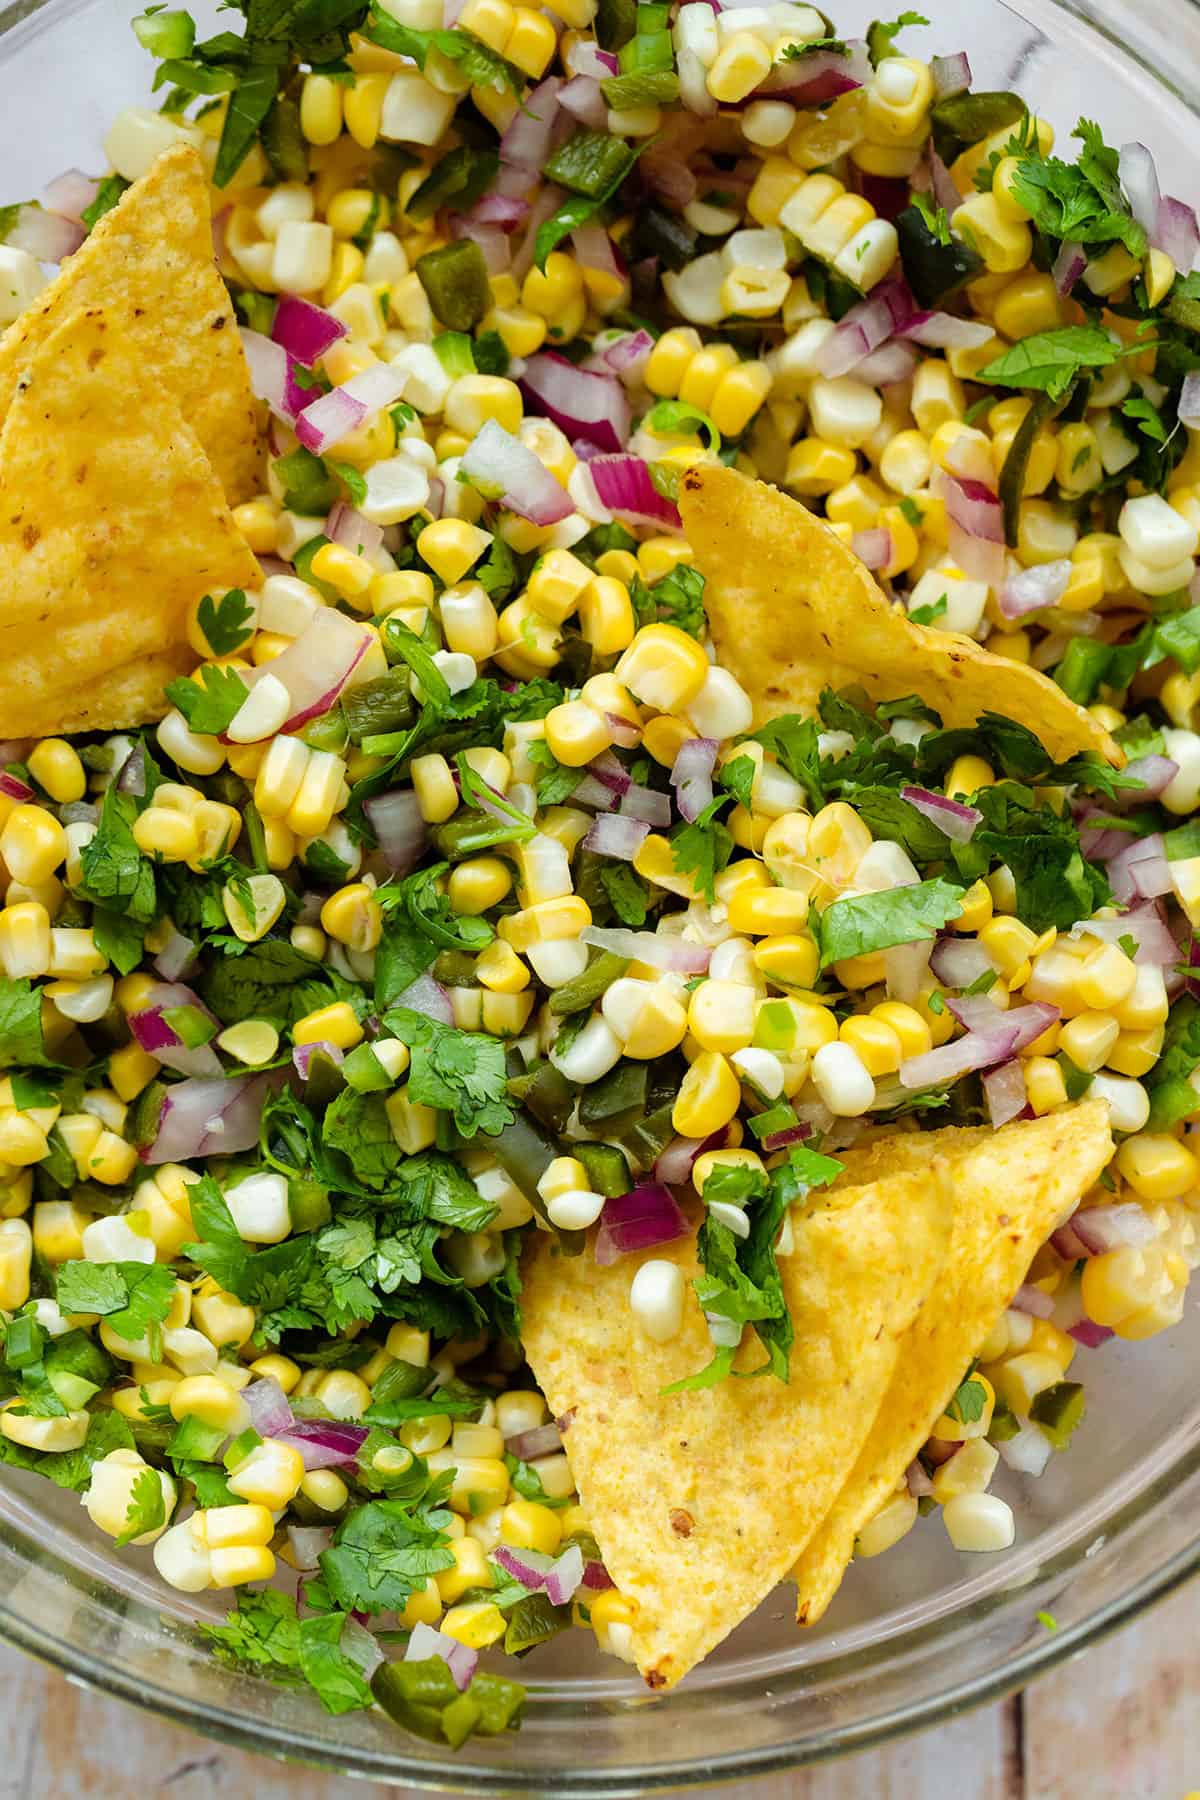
[791,1101,1113,1627]
[0,305,260,736]
[678,464,1121,769]
[521,1164,953,1689]
[0,145,262,504]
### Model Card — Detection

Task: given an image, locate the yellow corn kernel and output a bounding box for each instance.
[753,933,819,989]
[1115,1133,1198,1202]
[300,72,343,146]
[672,1050,741,1137]
[108,1039,160,1103]
[169,1376,252,1435]
[525,548,591,623]
[28,740,86,805]
[931,1438,1000,1504]
[446,856,511,917]
[945,754,993,800]
[545,700,613,767]
[191,1285,256,1349]
[475,940,529,994]
[839,1013,903,1076]
[645,326,702,396]
[293,1000,364,1052]
[614,624,709,714]
[309,541,373,600]
[1024,1055,1068,1115]
[0,902,51,979]
[633,832,699,899]
[578,577,635,657]
[498,896,591,952]
[417,517,491,586]
[436,1534,494,1603]
[495,596,562,673]
[711,361,772,437]
[0,1218,32,1309]
[503,6,557,76]
[500,1498,562,1555]
[727,885,811,936]
[318,881,382,953]
[784,438,858,497]
[2,806,67,885]
[642,715,694,769]
[706,30,771,105]
[978,916,1038,981]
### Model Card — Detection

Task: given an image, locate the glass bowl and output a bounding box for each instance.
[2,0,1200,1787]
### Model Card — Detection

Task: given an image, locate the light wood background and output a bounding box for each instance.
[2,1576,1196,1800]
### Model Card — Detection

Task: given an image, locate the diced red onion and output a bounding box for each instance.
[929,935,995,990]
[588,749,632,795]
[1180,370,1200,430]
[854,171,912,223]
[1073,902,1178,968]
[853,527,892,571]
[493,1544,554,1585]
[1119,142,1160,236]
[906,1458,934,1498]
[1078,810,1138,862]
[605,711,641,748]
[293,1039,344,1079]
[296,364,407,455]
[275,1418,370,1470]
[405,1622,478,1691]
[394,971,454,1025]
[326,500,384,557]
[1068,1318,1115,1348]
[1157,193,1200,270]
[853,338,919,386]
[558,73,608,129]
[1052,238,1087,296]
[544,1542,585,1606]
[271,293,347,366]
[0,770,34,804]
[243,1377,295,1436]
[501,76,562,169]
[240,605,375,732]
[584,329,654,382]
[115,741,147,797]
[641,152,697,211]
[519,353,630,454]
[933,469,1006,587]
[998,558,1072,619]
[461,417,573,524]
[582,925,710,973]
[618,782,673,827]
[594,1182,689,1265]
[1106,832,1173,903]
[588,453,680,528]
[817,274,917,378]
[997,1422,1053,1476]
[582,1560,615,1591]
[929,149,962,219]
[43,168,101,224]
[583,812,650,861]
[761,1122,814,1153]
[363,789,427,875]
[670,738,718,823]
[239,328,308,423]
[6,202,84,261]
[505,1423,563,1459]
[901,312,994,352]
[512,182,567,283]
[571,224,625,291]
[930,51,970,100]
[1011,1280,1054,1318]
[901,784,981,843]
[142,1073,275,1164]
[563,37,617,77]
[763,38,872,101]
[654,1126,730,1184]
[286,1523,334,1570]
[129,984,221,1079]
[884,937,933,1003]
[572,773,623,810]
[898,1000,1058,1088]
[152,925,198,983]
[463,191,529,233]
[1054,1202,1158,1258]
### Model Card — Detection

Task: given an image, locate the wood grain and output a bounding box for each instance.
[1,1577,1197,1799]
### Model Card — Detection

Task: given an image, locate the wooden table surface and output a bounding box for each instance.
[3,1575,1197,1800]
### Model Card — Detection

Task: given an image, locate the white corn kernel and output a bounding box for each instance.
[629,1258,686,1342]
[942,1492,1016,1553]
[811,1040,876,1116]
[224,1172,291,1245]
[226,673,290,744]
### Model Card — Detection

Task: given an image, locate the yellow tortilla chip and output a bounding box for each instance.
[0,145,262,504]
[521,1164,953,1689]
[0,305,260,737]
[791,1101,1113,1627]
[678,464,1121,769]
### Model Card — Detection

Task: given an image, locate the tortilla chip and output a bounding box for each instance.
[678,464,1121,769]
[521,1164,953,1689]
[0,305,260,737]
[790,1100,1113,1627]
[0,145,261,504]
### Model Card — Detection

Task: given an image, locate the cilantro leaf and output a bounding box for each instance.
[116,1464,169,1547]
[1008,120,1147,257]
[364,5,523,92]
[78,784,157,922]
[55,1261,177,1348]
[164,663,251,737]
[297,1612,375,1715]
[975,326,1125,401]
[322,1089,403,1190]
[319,1490,456,1615]
[182,1173,251,1294]
[962,782,1110,933]
[748,713,823,808]
[199,937,328,1026]
[528,737,582,807]
[817,876,964,968]
[0,977,53,1067]
[81,173,128,231]
[866,10,928,63]
[719,754,756,811]
[599,862,650,926]
[669,796,733,903]
[385,1007,515,1138]
[947,1368,988,1426]
[197,589,256,656]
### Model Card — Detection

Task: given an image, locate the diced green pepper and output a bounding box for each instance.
[342,671,416,744]
[1029,1380,1086,1450]
[575,1140,631,1197]
[929,90,1026,166]
[342,1043,395,1093]
[595,0,636,48]
[508,1060,578,1135]
[416,240,491,331]
[632,204,697,272]
[601,68,679,108]
[469,1671,526,1734]
[578,1058,647,1126]
[408,145,499,222]
[895,205,984,308]
[549,949,630,1015]
[545,127,637,200]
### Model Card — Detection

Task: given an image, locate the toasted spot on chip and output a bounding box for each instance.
[678,464,1121,769]
[790,1101,1113,1627]
[521,1164,953,1689]
[0,305,259,737]
[0,144,262,504]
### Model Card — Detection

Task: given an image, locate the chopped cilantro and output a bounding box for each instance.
[910,592,948,625]
[384,1007,515,1138]
[599,862,650,926]
[817,877,965,968]
[975,326,1129,401]
[116,1464,169,1547]
[196,588,256,656]
[55,1261,177,1353]
[164,663,250,737]
[669,795,733,903]
[866,11,928,64]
